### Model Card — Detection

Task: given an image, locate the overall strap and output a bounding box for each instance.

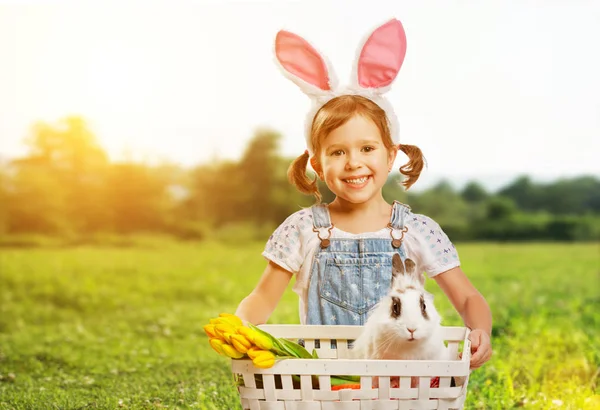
[311,204,332,228]
[311,204,334,249]
[388,201,411,248]
[389,200,411,229]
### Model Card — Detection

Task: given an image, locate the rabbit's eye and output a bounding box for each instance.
[420,295,429,320]
[391,296,401,318]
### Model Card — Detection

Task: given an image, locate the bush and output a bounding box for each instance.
[545,215,600,241]
[170,221,207,241]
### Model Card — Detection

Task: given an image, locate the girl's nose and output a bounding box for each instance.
[345,152,362,169]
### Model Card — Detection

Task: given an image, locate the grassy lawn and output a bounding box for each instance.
[0,239,598,409]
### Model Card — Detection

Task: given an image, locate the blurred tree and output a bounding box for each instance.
[184,160,245,227]
[0,162,12,234]
[485,196,518,221]
[409,181,466,218]
[105,162,174,233]
[498,175,544,212]
[542,176,600,215]
[461,181,489,203]
[2,114,598,241]
[5,164,69,234]
[12,116,110,233]
[499,175,600,215]
[407,180,470,239]
[271,155,315,223]
[238,128,281,224]
[182,128,322,231]
[0,163,11,235]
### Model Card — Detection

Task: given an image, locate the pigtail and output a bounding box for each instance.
[398,144,426,190]
[287,150,322,202]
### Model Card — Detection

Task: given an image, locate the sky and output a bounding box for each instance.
[1,0,599,191]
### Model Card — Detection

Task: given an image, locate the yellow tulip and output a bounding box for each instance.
[236,326,252,339]
[219,313,243,327]
[213,325,234,340]
[212,316,242,329]
[246,346,264,360]
[252,350,276,369]
[230,334,252,354]
[209,338,226,356]
[224,333,240,349]
[221,343,245,359]
[237,326,273,351]
[251,332,273,351]
[213,318,233,327]
[203,324,217,338]
[215,323,237,336]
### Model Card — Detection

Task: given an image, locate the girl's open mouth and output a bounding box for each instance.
[343,175,371,187]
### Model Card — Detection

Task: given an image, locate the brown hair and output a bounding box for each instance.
[287,95,425,201]
[287,149,321,202]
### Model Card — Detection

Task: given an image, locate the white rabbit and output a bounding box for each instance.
[349,253,467,388]
[351,253,450,362]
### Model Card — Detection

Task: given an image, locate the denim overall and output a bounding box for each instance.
[306,201,411,326]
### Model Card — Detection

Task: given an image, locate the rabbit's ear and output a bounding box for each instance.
[355,18,407,90]
[275,30,336,95]
[405,258,425,287]
[404,258,416,275]
[392,253,404,278]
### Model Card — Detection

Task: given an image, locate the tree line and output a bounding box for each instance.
[1,116,598,242]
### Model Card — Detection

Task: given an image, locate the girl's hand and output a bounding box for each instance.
[467,329,492,369]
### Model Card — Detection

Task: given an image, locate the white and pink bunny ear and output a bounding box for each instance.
[354,18,407,90]
[273,18,407,154]
[274,30,337,97]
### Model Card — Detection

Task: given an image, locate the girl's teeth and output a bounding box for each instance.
[346,177,368,184]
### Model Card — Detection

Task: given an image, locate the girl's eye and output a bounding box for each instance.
[362,146,375,152]
[331,150,344,156]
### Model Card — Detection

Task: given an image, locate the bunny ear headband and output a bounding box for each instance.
[274,18,407,155]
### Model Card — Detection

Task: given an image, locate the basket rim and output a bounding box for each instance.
[257,324,470,340]
[232,357,471,375]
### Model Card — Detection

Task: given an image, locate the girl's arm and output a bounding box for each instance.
[434,266,493,368]
[433,266,492,335]
[235,261,294,325]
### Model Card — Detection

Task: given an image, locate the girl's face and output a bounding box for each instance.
[312,114,397,206]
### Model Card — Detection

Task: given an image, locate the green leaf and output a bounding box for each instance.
[331,374,361,383]
[248,324,313,359]
[278,337,313,359]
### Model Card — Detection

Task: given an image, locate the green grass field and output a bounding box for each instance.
[0,239,598,409]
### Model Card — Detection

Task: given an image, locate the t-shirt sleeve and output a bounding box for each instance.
[405,213,461,277]
[262,212,305,274]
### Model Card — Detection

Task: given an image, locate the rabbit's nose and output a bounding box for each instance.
[407,328,416,334]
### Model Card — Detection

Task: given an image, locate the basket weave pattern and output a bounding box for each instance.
[232,325,471,410]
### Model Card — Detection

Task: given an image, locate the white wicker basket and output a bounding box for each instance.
[231,325,472,410]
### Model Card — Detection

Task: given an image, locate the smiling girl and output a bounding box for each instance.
[235,18,492,369]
